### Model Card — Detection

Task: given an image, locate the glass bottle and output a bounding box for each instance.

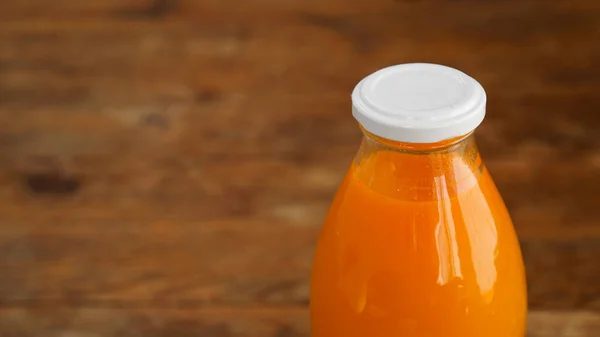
[310,64,527,337]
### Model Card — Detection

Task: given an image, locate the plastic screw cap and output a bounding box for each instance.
[352,63,487,143]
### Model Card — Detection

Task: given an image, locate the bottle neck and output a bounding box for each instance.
[352,130,483,200]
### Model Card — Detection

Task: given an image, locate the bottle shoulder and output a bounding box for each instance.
[326,164,512,229]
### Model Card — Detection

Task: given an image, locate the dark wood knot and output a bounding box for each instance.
[23,172,81,196]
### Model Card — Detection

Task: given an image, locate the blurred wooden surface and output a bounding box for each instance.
[0,0,599,336]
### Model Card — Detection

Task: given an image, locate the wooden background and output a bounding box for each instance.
[0,0,599,336]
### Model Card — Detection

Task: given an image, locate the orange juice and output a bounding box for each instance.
[310,64,527,336]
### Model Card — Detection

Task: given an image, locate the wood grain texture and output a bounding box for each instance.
[0,219,599,309]
[0,309,598,337]
[0,0,599,335]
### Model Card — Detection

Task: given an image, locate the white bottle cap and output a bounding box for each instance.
[351,63,487,143]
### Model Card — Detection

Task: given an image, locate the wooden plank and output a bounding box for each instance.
[0,308,597,337]
[0,220,597,309]
[0,148,598,240]
[0,0,179,20]
[0,307,310,337]
[527,312,600,337]
[0,220,317,307]
[0,1,598,97]
[523,239,600,309]
[2,0,600,20]
[0,156,349,222]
